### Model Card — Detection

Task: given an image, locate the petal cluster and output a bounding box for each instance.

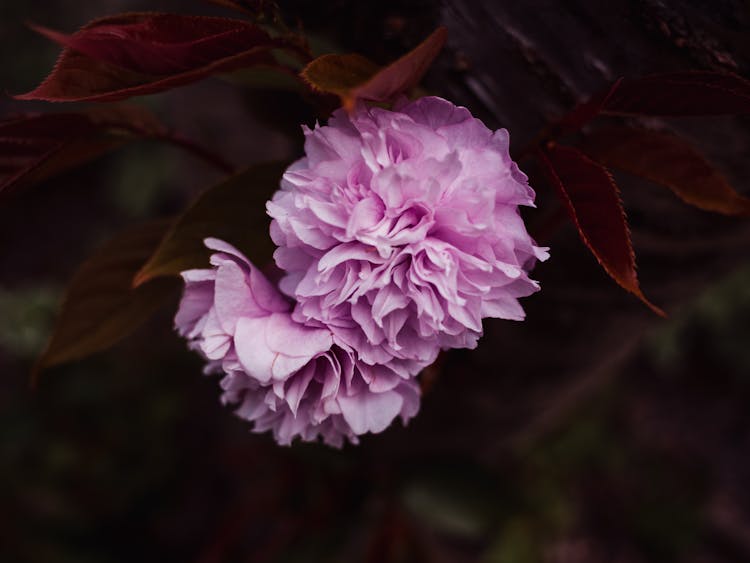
[175,238,419,447]
[268,97,548,374]
[175,96,546,446]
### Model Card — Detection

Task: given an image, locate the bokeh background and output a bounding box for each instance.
[2,1,750,561]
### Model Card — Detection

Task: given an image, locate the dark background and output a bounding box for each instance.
[1,1,750,561]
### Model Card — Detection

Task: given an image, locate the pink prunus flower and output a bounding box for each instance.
[175,238,419,447]
[176,97,546,446]
[268,97,548,376]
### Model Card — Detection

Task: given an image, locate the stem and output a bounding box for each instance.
[113,120,237,176]
[155,132,236,176]
[513,125,554,164]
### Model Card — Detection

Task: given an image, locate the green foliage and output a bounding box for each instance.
[0,285,59,358]
[402,465,499,540]
[649,263,750,374]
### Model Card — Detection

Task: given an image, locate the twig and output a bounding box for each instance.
[155,132,236,175]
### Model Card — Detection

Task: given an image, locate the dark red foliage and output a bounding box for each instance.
[536,143,665,316]
[583,126,750,216]
[602,71,750,116]
[0,114,96,184]
[33,220,180,381]
[554,78,623,133]
[0,105,234,198]
[206,0,275,17]
[0,111,134,197]
[17,13,300,102]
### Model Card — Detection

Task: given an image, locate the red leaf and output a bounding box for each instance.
[75,104,171,143]
[536,143,665,316]
[602,71,750,116]
[17,13,297,102]
[554,78,622,133]
[205,0,273,17]
[0,113,119,197]
[302,26,447,111]
[33,220,180,381]
[583,127,750,216]
[0,106,230,198]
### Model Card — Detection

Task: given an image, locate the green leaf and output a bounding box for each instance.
[134,161,287,286]
[34,220,180,380]
[301,26,447,111]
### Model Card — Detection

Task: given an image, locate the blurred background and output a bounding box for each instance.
[1,1,750,561]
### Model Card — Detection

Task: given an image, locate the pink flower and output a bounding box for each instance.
[268,97,548,375]
[176,96,547,446]
[175,238,420,447]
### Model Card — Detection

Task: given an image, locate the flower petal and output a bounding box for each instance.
[338,389,404,434]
